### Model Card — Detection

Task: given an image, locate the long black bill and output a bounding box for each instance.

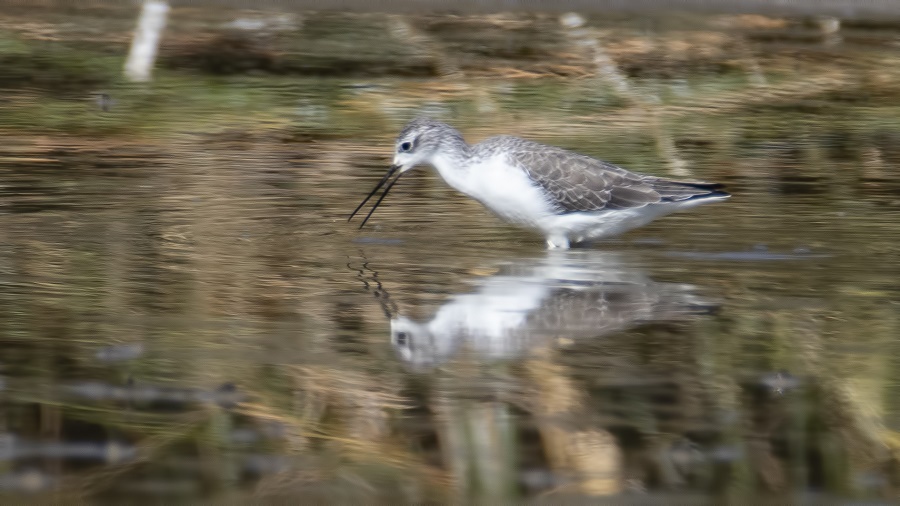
[348,164,404,229]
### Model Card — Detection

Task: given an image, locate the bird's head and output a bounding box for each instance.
[348,117,467,228]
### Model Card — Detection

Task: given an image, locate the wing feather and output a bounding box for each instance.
[503,140,658,213]
[489,137,725,213]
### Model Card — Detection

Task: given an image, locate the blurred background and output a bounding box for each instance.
[1,0,900,503]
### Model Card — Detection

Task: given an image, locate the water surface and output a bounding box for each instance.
[1,6,900,503]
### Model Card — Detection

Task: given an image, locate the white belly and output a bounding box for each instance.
[541,197,722,242]
[542,208,661,241]
[437,154,555,228]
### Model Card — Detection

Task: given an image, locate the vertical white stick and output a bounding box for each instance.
[124,0,170,82]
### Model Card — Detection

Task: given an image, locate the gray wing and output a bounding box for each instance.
[495,137,724,214]
[526,284,716,339]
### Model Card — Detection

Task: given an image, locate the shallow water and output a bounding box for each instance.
[2,6,900,504]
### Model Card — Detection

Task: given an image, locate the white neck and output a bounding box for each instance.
[428,151,473,195]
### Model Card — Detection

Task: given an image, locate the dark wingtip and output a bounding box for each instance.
[682,181,727,192]
[687,188,731,202]
[652,179,732,203]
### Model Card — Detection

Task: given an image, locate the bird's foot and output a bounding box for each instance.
[546,236,570,250]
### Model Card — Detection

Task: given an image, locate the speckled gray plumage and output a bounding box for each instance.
[398,117,470,156]
[525,284,709,338]
[473,135,726,214]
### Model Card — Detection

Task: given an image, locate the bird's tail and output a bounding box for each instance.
[648,178,731,203]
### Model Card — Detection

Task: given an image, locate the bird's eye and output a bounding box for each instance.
[399,141,413,152]
[395,331,408,346]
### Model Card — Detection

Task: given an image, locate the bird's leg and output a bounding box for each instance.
[546,234,570,250]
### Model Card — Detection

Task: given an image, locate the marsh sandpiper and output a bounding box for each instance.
[350,118,729,249]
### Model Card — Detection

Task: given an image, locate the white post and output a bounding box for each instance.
[124,0,170,82]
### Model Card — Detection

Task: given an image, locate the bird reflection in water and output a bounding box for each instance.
[354,251,718,369]
[350,251,730,497]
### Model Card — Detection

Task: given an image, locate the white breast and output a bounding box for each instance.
[433,153,554,227]
[427,276,550,357]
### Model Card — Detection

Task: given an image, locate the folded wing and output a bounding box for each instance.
[504,140,726,214]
